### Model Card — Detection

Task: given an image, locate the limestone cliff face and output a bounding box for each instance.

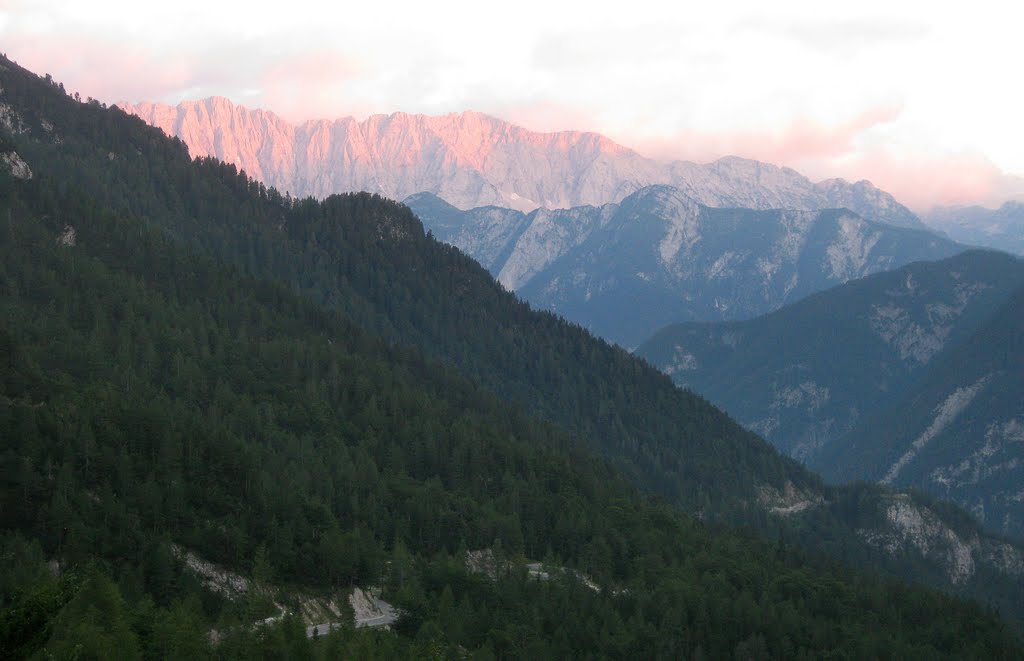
[123,98,647,212]
[860,494,1024,586]
[121,97,922,228]
[408,187,959,347]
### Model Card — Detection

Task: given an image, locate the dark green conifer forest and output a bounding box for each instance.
[1,55,1022,658]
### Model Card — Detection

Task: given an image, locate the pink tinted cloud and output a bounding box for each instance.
[4,35,198,103]
[616,104,1021,209]
[631,104,903,166]
[259,51,366,123]
[834,148,1012,212]
[5,38,370,123]
[5,36,1015,212]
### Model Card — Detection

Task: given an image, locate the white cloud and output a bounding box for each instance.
[1,0,1022,209]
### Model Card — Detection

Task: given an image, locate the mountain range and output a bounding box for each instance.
[924,201,1024,255]
[5,55,1024,655]
[120,97,925,230]
[638,251,1024,538]
[407,188,962,346]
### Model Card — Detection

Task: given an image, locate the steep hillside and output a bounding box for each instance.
[638,251,1024,538]
[822,282,1024,539]
[3,54,1023,616]
[639,251,1024,457]
[121,97,926,229]
[410,187,962,346]
[403,192,537,275]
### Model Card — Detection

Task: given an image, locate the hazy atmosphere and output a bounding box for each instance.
[2,0,1021,210]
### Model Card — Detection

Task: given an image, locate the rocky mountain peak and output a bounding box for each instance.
[122,97,927,228]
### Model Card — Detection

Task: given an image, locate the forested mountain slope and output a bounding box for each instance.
[4,92,1022,661]
[2,55,1024,620]
[822,281,1024,539]
[638,251,1024,460]
[638,252,1024,540]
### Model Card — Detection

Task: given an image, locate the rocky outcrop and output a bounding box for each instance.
[758,481,823,516]
[1,150,31,179]
[56,225,76,247]
[171,544,397,638]
[880,376,990,485]
[859,494,1024,585]
[0,102,29,135]
[347,587,398,629]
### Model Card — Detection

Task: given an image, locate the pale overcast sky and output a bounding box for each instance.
[1,0,1021,210]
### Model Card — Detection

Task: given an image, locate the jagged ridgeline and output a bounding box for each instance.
[405,190,961,347]
[0,56,1023,657]
[119,96,928,231]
